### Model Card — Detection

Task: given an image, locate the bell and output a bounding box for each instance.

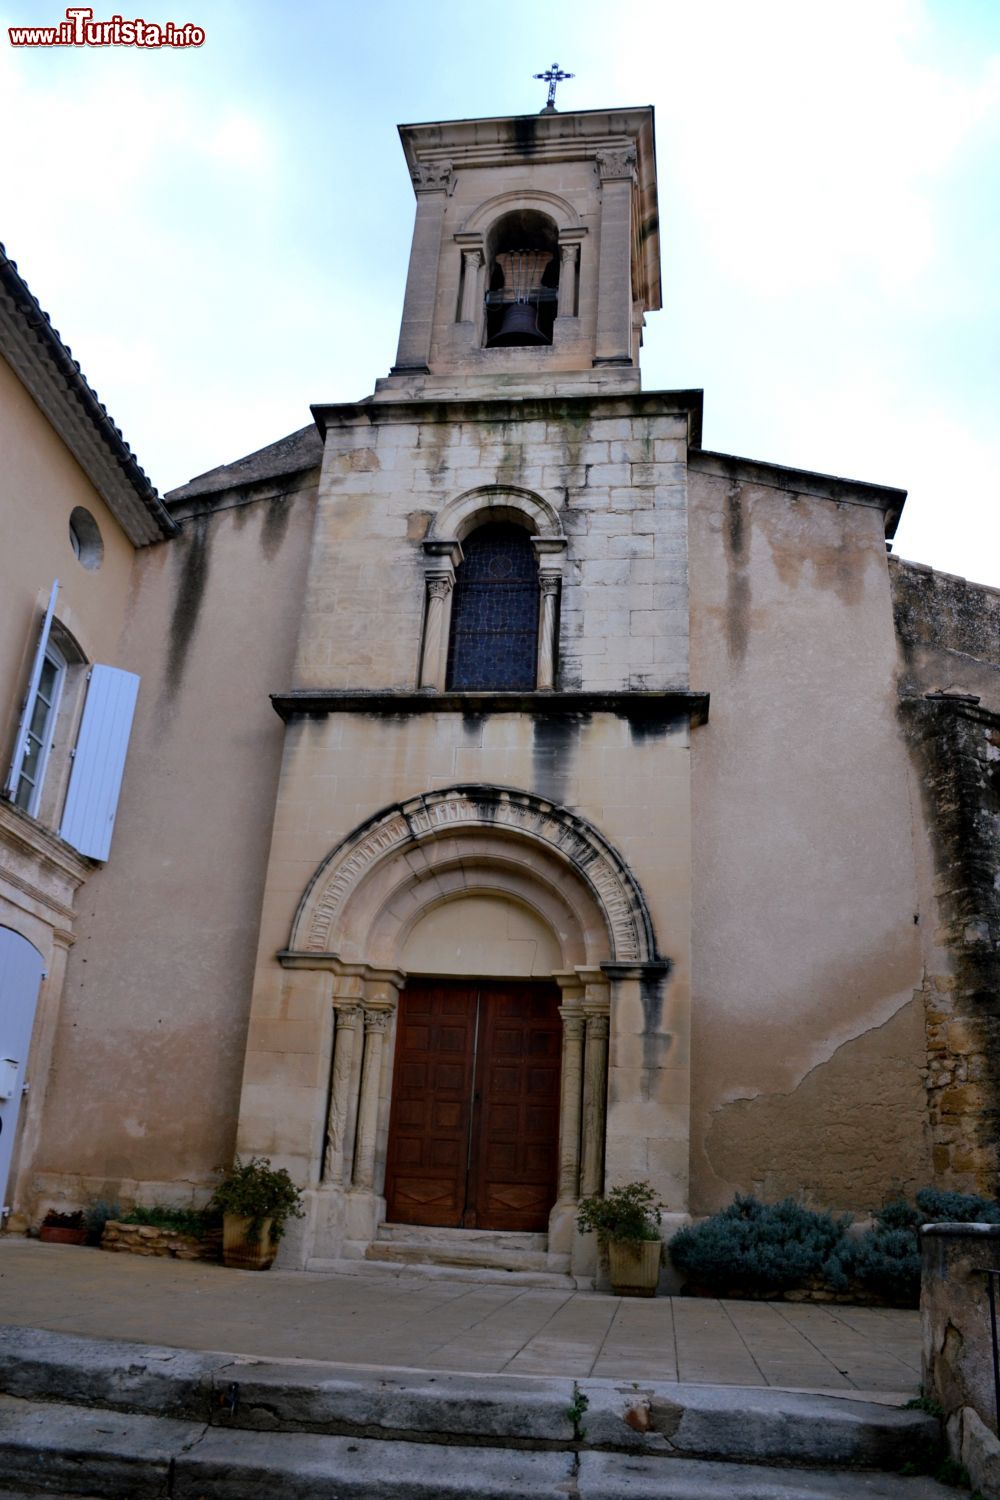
[492,301,547,346]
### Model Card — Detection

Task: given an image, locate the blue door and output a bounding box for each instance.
[0,928,45,1210]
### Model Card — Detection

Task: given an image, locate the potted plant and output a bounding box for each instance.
[577,1181,664,1297]
[209,1156,303,1270]
[38,1210,89,1246]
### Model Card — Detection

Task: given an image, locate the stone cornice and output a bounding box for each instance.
[313,388,704,448]
[690,448,906,536]
[271,689,709,729]
[0,247,176,545]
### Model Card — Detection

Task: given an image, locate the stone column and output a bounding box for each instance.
[459,247,484,326]
[420,540,462,690]
[353,1008,391,1190]
[536,575,560,691]
[419,574,454,689]
[531,538,566,692]
[557,1009,586,1200]
[323,1002,364,1184]
[557,242,578,319]
[392,160,453,374]
[580,1010,610,1197]
[593,149,636,367]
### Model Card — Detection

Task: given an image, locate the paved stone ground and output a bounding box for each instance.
[0,1240,921,1397]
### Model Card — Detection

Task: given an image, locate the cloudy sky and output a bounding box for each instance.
[2,0,998,582]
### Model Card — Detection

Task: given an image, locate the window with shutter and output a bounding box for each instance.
[59,665,140,861]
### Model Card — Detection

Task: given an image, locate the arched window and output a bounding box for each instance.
[446,524,540,690]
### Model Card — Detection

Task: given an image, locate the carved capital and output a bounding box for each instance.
[461,247,484,269]
[596,147,636,181]
[427,575,453,602]
[411,159,453,192]
[363,1007,391,1034]
[585,1013,610,1041]
[539,574,560,598]
[560,1012,586,1041]
[333,1001,364,1028]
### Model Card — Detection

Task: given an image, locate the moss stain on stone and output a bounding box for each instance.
[165,513,212,696]
[724,481,750,663]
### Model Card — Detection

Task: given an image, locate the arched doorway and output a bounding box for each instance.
[269,785,662,1267]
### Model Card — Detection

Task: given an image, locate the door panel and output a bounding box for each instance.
[385,980,562,1233]
[471,984,561,1232]
[384,984,477,1226]
[0,928,45,1208]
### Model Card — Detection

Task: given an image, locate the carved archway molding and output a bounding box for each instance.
[458,189,584,238]
[284,785,657,966]
[427,483,565,543]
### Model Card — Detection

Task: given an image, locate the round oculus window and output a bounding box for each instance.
[68,507,103,570]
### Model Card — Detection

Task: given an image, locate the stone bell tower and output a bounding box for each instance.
[235,98,702,1279]
[380,106,661,399]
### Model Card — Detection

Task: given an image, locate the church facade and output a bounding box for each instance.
[2,102,997,1280]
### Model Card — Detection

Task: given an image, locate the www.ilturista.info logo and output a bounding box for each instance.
[8,7,205,46]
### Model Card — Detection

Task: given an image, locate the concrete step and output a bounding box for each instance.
[0,1394,960,1499]
[0,1327,941,1473]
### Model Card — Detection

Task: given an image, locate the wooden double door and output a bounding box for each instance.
[385,981,562,1232]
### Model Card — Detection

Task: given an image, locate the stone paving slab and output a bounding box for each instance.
[0,1239,921,1393]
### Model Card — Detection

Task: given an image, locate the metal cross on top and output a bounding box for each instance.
[533,62,574,112]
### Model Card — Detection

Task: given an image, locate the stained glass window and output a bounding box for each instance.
[446,524,540,690]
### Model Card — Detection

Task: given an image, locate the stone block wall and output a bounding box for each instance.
[902,698,1000,1196]
[101,1220,221,1262]
[302,392,692,695]
[922,1224,1000,1497]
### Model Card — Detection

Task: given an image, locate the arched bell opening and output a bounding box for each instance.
[484,209,560,348]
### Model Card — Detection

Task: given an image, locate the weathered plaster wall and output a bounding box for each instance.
[27,471,318,1209]
[688,461,930,1214]
[0,354,136,760]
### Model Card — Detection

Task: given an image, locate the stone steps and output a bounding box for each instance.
[376,1223,549,1251]
[362,1222,573,1280]
[309,1252,579,1288]
[0,1396,960,1499]
[1,1326,938,1461]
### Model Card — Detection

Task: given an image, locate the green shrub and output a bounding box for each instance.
[209,1156,304,1243]
[669,1195,848,1294]
[667,1186,1000,1304]
[119,1205,219,1238]
[832,1222,922,1306]
[834,1189,1000,1307]
[916,1188,1000,1225]
[84,1200,122,1245]
[577,1182,663,1243]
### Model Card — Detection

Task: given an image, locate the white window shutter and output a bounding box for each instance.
[59,665,140,861]
[3,580,59,799]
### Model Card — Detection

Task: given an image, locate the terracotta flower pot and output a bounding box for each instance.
[222,1213,276,1270]
[39,1225,88,1246]
[608,1238,662,1297]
